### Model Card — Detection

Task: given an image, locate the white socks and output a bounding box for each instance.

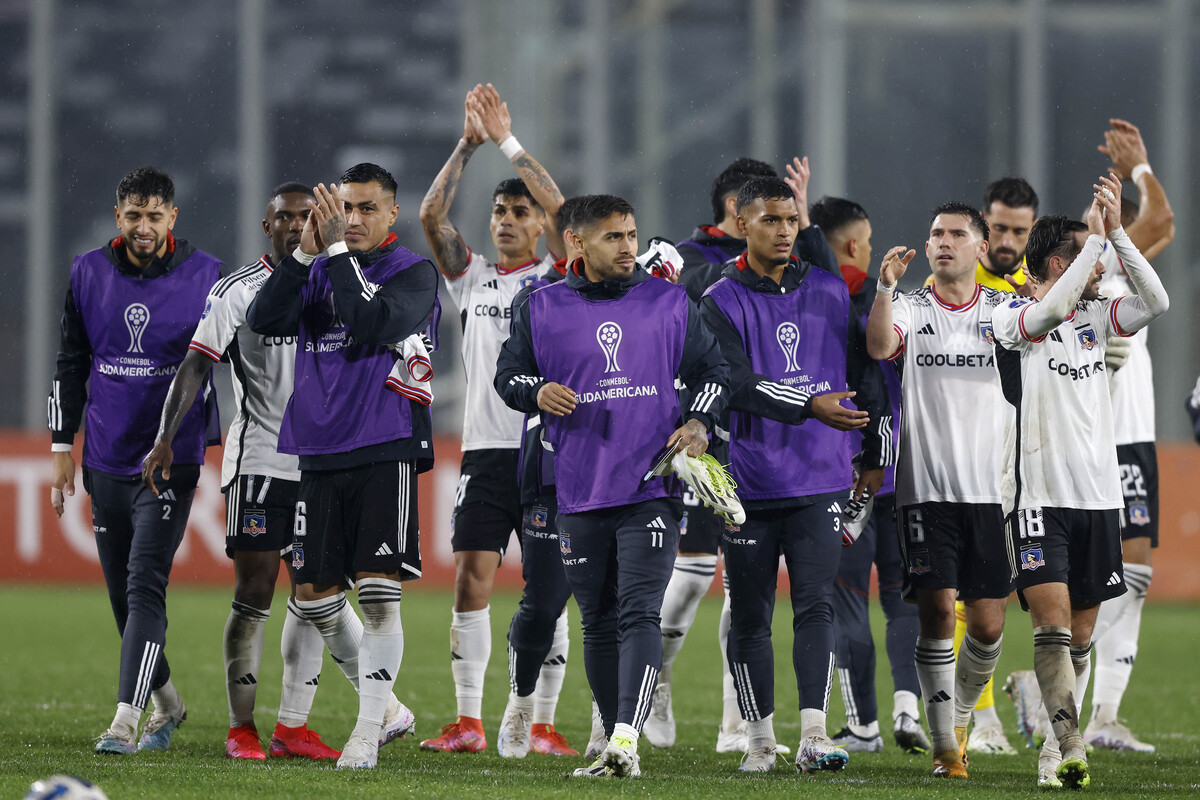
[719,572,742,733]
[223,602,270,727]
[451,605,491,719]
[800,708,827,740]
[111,702,141,738]
[746,714,776,750]
[1091,563,1151,724]
[954,634,1002,728]
[533,609,569,726]
[295,592,364,691]
[893,689,920,722]
[352,578,404,739]
[1033,625,1083,753]
[915,636,957,754]
[659,555,717,684]
[277,598,325,728]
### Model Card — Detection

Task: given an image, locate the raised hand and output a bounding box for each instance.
[472,83,514,145]
[312,183,346,246]
[879,246,916,286]
[811,391,870,431]
[463,87,486,145]
[1094,170,1123,235]
[1098,118,1148,180]
[299,207,325,256]
[784,156,812,226]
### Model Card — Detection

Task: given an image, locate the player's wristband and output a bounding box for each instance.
[292,246,317,266]
[1130,163,1152,184]
[876,281,896,294]
[51,442,72,453]
[498,135,524,161]
[327,241,349,257]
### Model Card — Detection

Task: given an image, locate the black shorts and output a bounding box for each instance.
[1008,506,1125,607]
[680,486,723,556]
[224,474,298,559]
[898,502,1013,601]
[292,461,421,586]
[451,448,522,554]
[1116,442,1158,547]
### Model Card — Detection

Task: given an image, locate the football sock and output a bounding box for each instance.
[352,578,404,739]
[611,722,639,750]
[800,708,827,740]
[973,704,1001,728]
[1033,625,1083,753]
[719,573,742,732]
[746,714,776,750]
[277,598,324,728]
[955,633,1002,728]
[111,702,140,738]
[533,609,568,725]
[915,636,957,754]
[451,606,490,720]
[223,601,269,727]
[295,593,363,691]
[893,689,920,722]
[1091,563,1150,724]
[1071,644,1091,718]
[659,555,717,684]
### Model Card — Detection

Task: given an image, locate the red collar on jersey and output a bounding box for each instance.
[930,282,980,312]
[840,264,867,295]
[552,257,568,276]
[734,252,800,271]
[700,224,728,238]
[496,256,542,275]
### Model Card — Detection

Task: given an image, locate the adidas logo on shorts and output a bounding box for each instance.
[646,516,668,530]
[375,542,394,557]
[1106,572,1122,587]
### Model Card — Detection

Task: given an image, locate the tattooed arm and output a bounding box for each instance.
[471,83,566,260]
[419,91,486,279]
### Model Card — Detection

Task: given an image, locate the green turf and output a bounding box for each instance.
[0,584,1195,798]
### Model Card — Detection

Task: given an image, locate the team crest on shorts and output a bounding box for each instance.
[559,534,571,555]
[979,323,995,344]
[242,511,267,537]
[679,513,689,538]
[531,506,548,528]
[291,546,304,569]
[1077,327,1098,350]
[1021,547,1045,570]
[908,556,931,576]
[1128,501,1151,526]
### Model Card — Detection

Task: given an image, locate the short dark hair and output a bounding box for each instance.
[711,158,777,224]
[1119,195,1139,228]
[269,181,314,201]
[492,177,538,208]
[736,176,794,214]
[116,166,175,206]
[340,162,397,196]
[555,195,589,232]
[931,201,990,242]
[983,177,1039,216]
[809,196,869,238]
[570,194,635,233]
[1025,214,1088,282]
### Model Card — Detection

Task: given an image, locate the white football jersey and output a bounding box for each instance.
[1099,244,1154,445]
[444,250,551,450]
[992,294,1125,513]
[889,283,1011,506]
[189,257,299,486]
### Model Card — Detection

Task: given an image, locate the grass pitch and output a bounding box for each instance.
[0,583,1196,798]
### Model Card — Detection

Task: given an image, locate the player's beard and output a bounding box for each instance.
[991,248,1020,273]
